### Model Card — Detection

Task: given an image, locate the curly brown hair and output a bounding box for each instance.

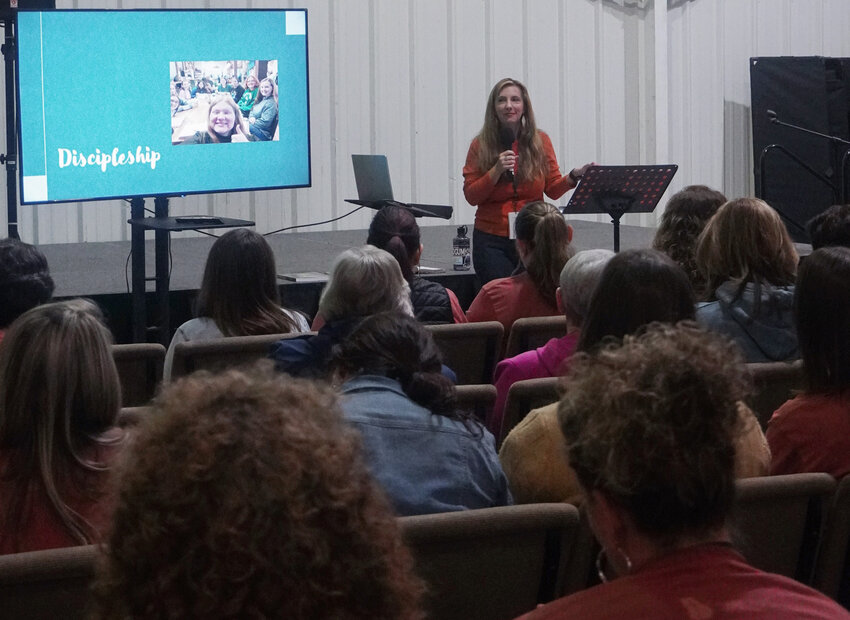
[652,185,726,298]
[92,365,423,619]
[559,322,752,548]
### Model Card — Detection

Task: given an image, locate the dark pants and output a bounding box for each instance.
[472,228,518,286]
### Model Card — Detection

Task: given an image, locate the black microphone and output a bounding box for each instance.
[766,109,778,124]
[499,126,515,184]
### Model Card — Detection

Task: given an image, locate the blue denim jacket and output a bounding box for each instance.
[339,375,512,516]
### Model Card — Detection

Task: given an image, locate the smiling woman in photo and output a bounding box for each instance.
[248,78,278,141]
[181,96,254,144]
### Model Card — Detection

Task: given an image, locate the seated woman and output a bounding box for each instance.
[488,249,613,434]
[181,96,254,144]
[520,323,846,620]
[695,197,799,362]
[366,204,466,324]
[466,200,574,334]
[0,299,126,554]
[767,246,850,477]
[333,312,510,515]
[248,78,278,141]
[270,245,413,379]
[178,78,192,102]
[236,74,260,117]
[164,228,309,378]
[91,368,422,618]
[652,184,726,299]
[0,237,54,344]
[499,249,769,504]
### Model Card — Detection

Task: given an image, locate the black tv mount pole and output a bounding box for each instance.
[0,11,19,239]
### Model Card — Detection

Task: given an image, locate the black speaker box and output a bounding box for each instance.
[750,56,850,242]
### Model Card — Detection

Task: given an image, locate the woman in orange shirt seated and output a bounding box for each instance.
[0,299,126,554]
[462,77,592,284]
[466,200,573,334]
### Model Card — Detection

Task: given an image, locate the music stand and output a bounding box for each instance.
[565,164,678,251]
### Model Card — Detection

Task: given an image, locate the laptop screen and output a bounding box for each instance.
[351,154,394,202]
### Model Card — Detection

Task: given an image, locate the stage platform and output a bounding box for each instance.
[43,220,657,344]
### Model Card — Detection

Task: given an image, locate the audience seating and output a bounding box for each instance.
[503,315,566,359]
[745,360,804,429]
[111,343,165,407]
[167,331,311,381]
[813,474,850,606]
[455,384,497,425]
[732,472,836,584]
[399,503,580,620]
[0,545,97,620]
[426,321,503,385]
[498,377,561,449]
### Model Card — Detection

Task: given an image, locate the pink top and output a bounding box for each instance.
[519,544,849,620]
[767,390,850,478]
[466,271,559,335]
[488,332,579,434]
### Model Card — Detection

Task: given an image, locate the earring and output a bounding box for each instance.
[595,547,633,583]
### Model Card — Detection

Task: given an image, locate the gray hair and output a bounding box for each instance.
[318,245,413,322]
[559,249,615,325]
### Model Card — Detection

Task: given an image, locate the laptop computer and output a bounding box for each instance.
[347,154,452,219]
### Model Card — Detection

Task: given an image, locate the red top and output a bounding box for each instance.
[463,131,574,237]
[519,544,849,620]
[466,271,559,336]
[0,434,125,555]
[767,390,850,478]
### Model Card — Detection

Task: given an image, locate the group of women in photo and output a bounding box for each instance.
[173,72,279,144]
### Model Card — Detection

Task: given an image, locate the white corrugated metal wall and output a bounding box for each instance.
[3,0,850,244]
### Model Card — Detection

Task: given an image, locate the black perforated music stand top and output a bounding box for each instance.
[566,164,678,216]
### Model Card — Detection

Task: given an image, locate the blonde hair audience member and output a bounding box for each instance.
[695,197,798,362]
[0,299,125,554]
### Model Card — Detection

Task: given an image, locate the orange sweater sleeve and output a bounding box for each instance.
[462,138,498,206]
[540,132,574,201]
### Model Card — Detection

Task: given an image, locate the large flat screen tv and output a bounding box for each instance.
[16,9,310,204]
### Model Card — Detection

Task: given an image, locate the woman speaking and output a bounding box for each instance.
[463,78,592,284]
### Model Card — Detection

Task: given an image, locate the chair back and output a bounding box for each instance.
[455,384,497,425]
[111,343,165,407]
[399,503,580,620]
[426,322,503,385]
[504,315,566,359]
[813,474,850,605]
[0,545,98,620]
[167,332,311,381]
[732,472,836,583]
[746,360,804,429]
[499,377,561,449]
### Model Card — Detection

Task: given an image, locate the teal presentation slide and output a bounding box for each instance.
[17,10,310,204]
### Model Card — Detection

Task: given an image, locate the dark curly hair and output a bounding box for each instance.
[91,365,423,619]
[0,237,54,328]
[807,204,850,250]
[559,322,751,547]
[332,312,465,423]
[652,185,726,298]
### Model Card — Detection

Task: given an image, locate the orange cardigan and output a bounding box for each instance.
[462,131,575,237]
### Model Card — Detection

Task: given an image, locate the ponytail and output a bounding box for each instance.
[516,201,574,305]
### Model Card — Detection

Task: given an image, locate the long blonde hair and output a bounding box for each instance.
[0,299,121,549]
[475,78,547,182]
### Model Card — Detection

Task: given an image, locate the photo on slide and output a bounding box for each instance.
[170,60,280,145]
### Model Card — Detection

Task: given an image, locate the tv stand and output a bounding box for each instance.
[127,196,254,345]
